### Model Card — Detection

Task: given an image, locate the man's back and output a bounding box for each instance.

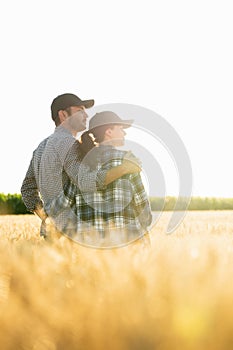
[39,126,75,212]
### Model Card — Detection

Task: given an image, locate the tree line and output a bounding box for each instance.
[1,193,233,214]
[149,196,233,211]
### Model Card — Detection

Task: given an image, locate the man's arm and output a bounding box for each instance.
[21,158,48,238]
[21,138,49,219]
[34,206,48,221]
[21,154,49,237]
[104,156,141,185]
[21,158,44,213]
[64,142,142,192]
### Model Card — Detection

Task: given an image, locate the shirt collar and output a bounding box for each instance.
[54,125,74,136]
[98,144,114,150]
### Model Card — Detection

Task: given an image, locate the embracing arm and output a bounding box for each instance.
[64,143,142,192]
[104,161,141,185]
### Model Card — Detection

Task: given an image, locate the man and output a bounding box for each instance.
[21,93,141,238]
[73,111,152,247]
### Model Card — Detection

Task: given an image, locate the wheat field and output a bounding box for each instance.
[0,211,233,350]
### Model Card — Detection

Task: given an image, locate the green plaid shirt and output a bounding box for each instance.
[74,145,152,241]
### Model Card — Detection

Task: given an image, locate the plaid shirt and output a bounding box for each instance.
[21,137,49,212]
[74,145,152,242]
[21,126,107,234]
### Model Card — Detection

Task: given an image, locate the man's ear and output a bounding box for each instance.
[57,110,68,123]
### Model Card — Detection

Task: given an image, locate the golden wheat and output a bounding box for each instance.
[0,211,233,349]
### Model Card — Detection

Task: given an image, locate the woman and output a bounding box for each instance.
[76,111,152,247]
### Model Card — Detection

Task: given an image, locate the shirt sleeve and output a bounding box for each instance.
[63,142,107,192]
[21,156,43,212]
[129,173,152,228]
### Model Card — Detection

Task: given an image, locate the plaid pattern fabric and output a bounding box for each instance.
[21,137,49,212]
[21,126,107,235]
[75,145,152,239]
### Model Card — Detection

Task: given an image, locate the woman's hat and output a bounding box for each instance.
[89,111,133,130]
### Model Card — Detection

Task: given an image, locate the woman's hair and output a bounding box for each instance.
[79,124,114,159]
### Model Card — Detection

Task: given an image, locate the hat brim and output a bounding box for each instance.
[80,99,95,109]
[89,119,134,131]
[116,119,134,128]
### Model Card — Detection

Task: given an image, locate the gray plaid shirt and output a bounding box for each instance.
[21,137,49,212]
[21,126,107,233]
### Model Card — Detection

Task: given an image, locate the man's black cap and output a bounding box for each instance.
[51,93,94,120]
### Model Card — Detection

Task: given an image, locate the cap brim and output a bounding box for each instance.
[81,99,95,109]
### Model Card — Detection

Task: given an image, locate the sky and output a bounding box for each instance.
[0,0,232,198]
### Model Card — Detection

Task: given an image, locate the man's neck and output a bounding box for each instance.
[60,122,78,137]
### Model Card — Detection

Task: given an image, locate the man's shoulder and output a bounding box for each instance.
[38,137,50,148]
[47,127,74,146]
[33,136,50,155]
[41,128,77,163]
